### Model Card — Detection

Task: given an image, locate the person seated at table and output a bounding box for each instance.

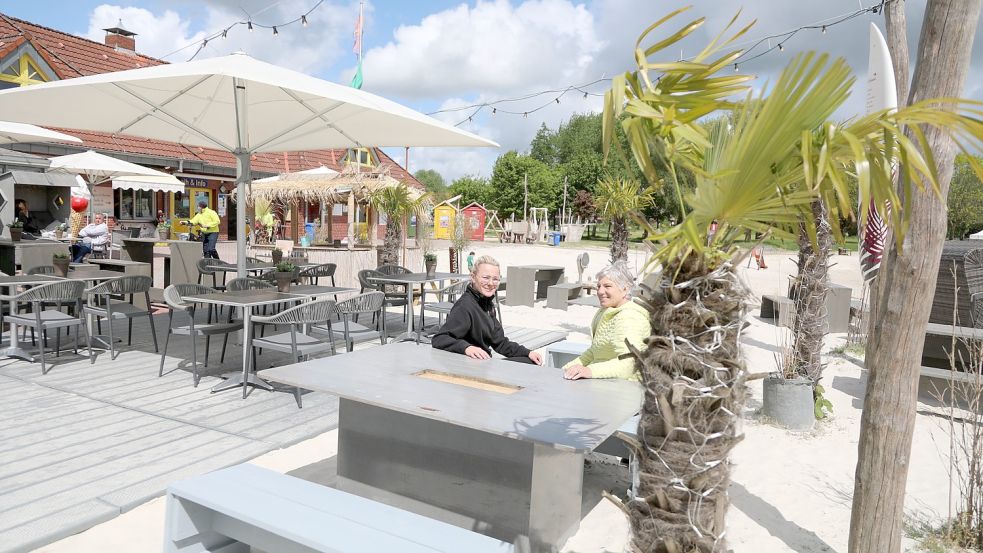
[562,262,650,381]
[432,255,543,365]
[14,199,40,234]
[70,212,109,262]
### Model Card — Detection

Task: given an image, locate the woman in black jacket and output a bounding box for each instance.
[431,255,543,365]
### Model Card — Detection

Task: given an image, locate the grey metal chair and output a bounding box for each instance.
[27,265,56,275]
[227,277,274,292]
[197,258,229,291]
[358,268,408,323]
[3,280,89,374]
[418,278,468,334]
[376,264,411,276]
[299,263,337,286]
[966,249,983,327]
[316,291,385,352]
[159,284,243,387]
[251,298,340,407]
[83,275,158,361]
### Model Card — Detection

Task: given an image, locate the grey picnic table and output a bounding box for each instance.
[258,341,642,549]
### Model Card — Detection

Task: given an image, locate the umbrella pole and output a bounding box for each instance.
[235,151,251,278]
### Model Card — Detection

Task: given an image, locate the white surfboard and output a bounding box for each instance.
[859,22,898,285]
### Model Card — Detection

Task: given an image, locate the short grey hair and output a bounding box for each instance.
[470,255,500,274]
[596,262,634,298]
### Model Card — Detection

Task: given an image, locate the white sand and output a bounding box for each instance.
[37,240,953,553]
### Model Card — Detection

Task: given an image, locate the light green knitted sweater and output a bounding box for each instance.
[563,300,650,381]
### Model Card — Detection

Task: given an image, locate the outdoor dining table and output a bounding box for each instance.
[184,285,355,397]
[258,341,643,550]
[0,274,64,360]
[371,272,468,336]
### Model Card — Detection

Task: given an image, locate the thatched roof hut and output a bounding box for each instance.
[248,164,422,206]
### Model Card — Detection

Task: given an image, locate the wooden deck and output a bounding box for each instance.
[0,309,567,552]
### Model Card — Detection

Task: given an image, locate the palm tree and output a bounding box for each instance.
[368,184,431,266]
[594,176,652,264]
[603,9,983,552]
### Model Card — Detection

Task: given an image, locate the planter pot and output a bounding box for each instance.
[157,230,168,241]
[272,250,283,264]
[425,260,436,279]
[9,228,22,241]
[52,258,70,277]
[762,376,815,431]
[274,272,293,293]
[55,230,64,240]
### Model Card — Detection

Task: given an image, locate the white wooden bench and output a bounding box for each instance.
[164,463,513,553]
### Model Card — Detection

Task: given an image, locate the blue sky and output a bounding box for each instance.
[1,1,980,180]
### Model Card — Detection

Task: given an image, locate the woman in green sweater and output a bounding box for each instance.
[563,263,650,381]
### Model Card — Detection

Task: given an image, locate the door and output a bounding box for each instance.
[171,188,213,235]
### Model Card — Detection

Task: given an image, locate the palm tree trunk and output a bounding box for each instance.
[790,199,832,381]
[631,254,747,552]
[610,216,629,264]
[380,221,401,266]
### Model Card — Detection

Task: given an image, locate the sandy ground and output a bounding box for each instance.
[37,240,955,553]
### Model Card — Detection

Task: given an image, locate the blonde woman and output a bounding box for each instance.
[563,263,650,381]
[432,255,543,365]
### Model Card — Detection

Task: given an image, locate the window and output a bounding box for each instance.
[344,147,376,167]
[114,189,155,219]
[0,53,49,88]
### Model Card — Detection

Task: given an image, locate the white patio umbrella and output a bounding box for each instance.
[0,120,80,145]
[48,150,182,218]
[252,165,339,184]
[0,52,498,276]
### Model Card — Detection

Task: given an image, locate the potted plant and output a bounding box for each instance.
[156,220,171,241]
[274,261,296,292]
[8,219,23,242]
[55,222,69,240]
[423,252,437,278]
[52,251,71,277]
[271,247,283,264]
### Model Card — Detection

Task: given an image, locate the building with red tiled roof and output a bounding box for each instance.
[0,12,423,242]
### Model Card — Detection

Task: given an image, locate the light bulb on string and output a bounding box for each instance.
[202,38,208,48]
[221,28,228,39]
[272,26,278,37]
[555,98,560,104]
[821,25,827,34]
[302,15,308,27]
[778,43,784,51]
[248,21,253,32]
[492,108,496,115]
[734,63,739,72]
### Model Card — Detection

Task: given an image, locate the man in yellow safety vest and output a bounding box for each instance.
[186,200,221,259]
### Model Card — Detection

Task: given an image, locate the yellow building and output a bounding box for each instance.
[433,200,457,240]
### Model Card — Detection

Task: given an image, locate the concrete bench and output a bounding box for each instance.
[164,463,513,553]
[546,282,582,310]
[545,339,590,368]
[760,294,795,328]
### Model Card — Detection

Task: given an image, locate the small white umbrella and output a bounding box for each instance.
[0,52,498,275]
[0,120,80,145]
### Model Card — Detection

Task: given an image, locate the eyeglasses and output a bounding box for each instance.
[476,275,501,284]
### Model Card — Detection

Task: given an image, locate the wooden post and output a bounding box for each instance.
[326,202,333,244]
[290,200,300,246]
[850,2,981,552]
[369,205,379,246]
[346,193,355,251]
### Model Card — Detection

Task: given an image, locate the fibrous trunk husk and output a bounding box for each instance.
[790,199,832,381]
[629,253,749,552]
[611,216,629,264]
[380,221,401,266]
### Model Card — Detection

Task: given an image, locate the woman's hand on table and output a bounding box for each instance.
[465,346,490,360]
[528,351,543,365]
[563,364,592,380]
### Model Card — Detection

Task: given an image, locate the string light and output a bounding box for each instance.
[272,26,278,36]
[221,29,227,39]
[778,43,784,51]
[247,21,253,32]
[822,25,827,34]
[555,98,560,104]
[734,63,739,72]
[301,15,308,27]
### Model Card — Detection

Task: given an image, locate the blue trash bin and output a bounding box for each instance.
[552,232,561,246]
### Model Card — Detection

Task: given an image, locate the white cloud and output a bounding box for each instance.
[354,0,604,99]
[82,2,356,76]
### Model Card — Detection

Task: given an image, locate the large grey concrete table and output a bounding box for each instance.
[506,265,564,307]
[258,342,643,550]
[371,272,467,335]
[0,274,62,361]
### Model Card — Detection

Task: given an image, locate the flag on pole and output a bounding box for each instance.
[350,60,363,89]
[352,10,363,54]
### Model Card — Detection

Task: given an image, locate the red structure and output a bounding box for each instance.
[461,202,486,241]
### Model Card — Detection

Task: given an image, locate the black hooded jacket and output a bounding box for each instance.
[431,284,530,358]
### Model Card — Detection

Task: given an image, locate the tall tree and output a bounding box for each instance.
[947,156,983,239]
[486,151,560,218]
[594,176,653,263]
[368,184,430,266]
[529,123,558,166]
[851,2,982,551]
[413,169,447,200]
[448,175,490,207]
